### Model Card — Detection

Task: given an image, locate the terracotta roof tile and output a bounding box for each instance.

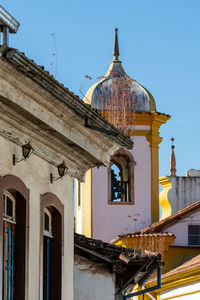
[117,232,175,239]
[140,201,200,234]
[113,202,200,240]
[74,233,160,261]
[148,253,200,284]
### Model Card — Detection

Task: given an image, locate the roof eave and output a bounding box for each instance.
[4,48,133,150]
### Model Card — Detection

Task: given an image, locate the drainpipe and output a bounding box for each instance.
[142,287,156,300]
[124,266,161,299]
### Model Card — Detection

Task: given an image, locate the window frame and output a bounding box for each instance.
[43,208,53,238]
[3,191,16,223]
[40,193,64,300]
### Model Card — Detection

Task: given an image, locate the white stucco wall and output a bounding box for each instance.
[160,281,200,299]
[0,136,74,300]
[74,255,115,300]
[167,176,200,213]
[92,128,151,242]
[163,209,200,246]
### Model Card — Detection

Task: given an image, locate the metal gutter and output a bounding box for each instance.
[4,49,133,150]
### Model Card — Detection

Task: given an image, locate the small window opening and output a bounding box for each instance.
[6,196,13,217]
[44,208,52,238]
[3,191,16,222]
[44,213,50,232]
[188,225,200,246]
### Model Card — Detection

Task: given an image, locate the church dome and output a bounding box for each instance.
[84,29,156,113]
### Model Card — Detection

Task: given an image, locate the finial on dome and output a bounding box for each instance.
[113,28,120,61]
[170,137,176,176]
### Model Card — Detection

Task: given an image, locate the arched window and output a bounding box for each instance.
[2,183,28,300]
[41,193,63,300]
[108,149,135,204]
[0,175,29,300]
[2,191,16,300]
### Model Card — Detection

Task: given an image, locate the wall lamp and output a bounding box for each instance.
[13,142,34,165]
[50,162,68,183]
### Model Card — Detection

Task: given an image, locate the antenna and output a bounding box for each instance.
[51,33,57,78]
[79,75,92,103]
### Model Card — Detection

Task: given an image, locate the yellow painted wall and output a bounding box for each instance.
[159,177,172,220]
[163,246,200,273]
[81,169,93,238]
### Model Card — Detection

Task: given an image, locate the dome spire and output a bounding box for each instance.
[170,137,177,176]
[113,28,120,61]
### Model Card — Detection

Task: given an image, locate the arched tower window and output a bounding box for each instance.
[108,149,135,204]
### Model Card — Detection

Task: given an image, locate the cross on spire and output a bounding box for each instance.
[113,28,120,61]
[170,137,177,176]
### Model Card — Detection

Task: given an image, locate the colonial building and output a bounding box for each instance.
[75,28,170,242]
[74,233,161,300]
[146,253,200,300]
[111,135,200,298]
[112,201,200,273]
[0,7,132,300]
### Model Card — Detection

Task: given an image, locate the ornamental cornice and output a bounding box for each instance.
[0,59,122,180]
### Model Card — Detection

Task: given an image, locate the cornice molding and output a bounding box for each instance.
[0,60,126,179]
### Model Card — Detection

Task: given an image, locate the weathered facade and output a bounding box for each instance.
[74,233,161,300]
[160,175,200,219]
[0,7,132,300]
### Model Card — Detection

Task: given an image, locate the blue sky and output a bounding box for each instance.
[2,0,200,178]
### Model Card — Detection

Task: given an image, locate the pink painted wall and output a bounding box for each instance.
[92,135,152,242]
[163,209,200,246]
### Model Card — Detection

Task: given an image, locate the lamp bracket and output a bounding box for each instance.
[12,154,26,165]
[50,173,66,184]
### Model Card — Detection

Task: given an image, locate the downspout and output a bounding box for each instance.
[142,287,156,300]
[124,266,161,299]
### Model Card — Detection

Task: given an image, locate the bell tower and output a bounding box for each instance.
[75,29,170,242]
